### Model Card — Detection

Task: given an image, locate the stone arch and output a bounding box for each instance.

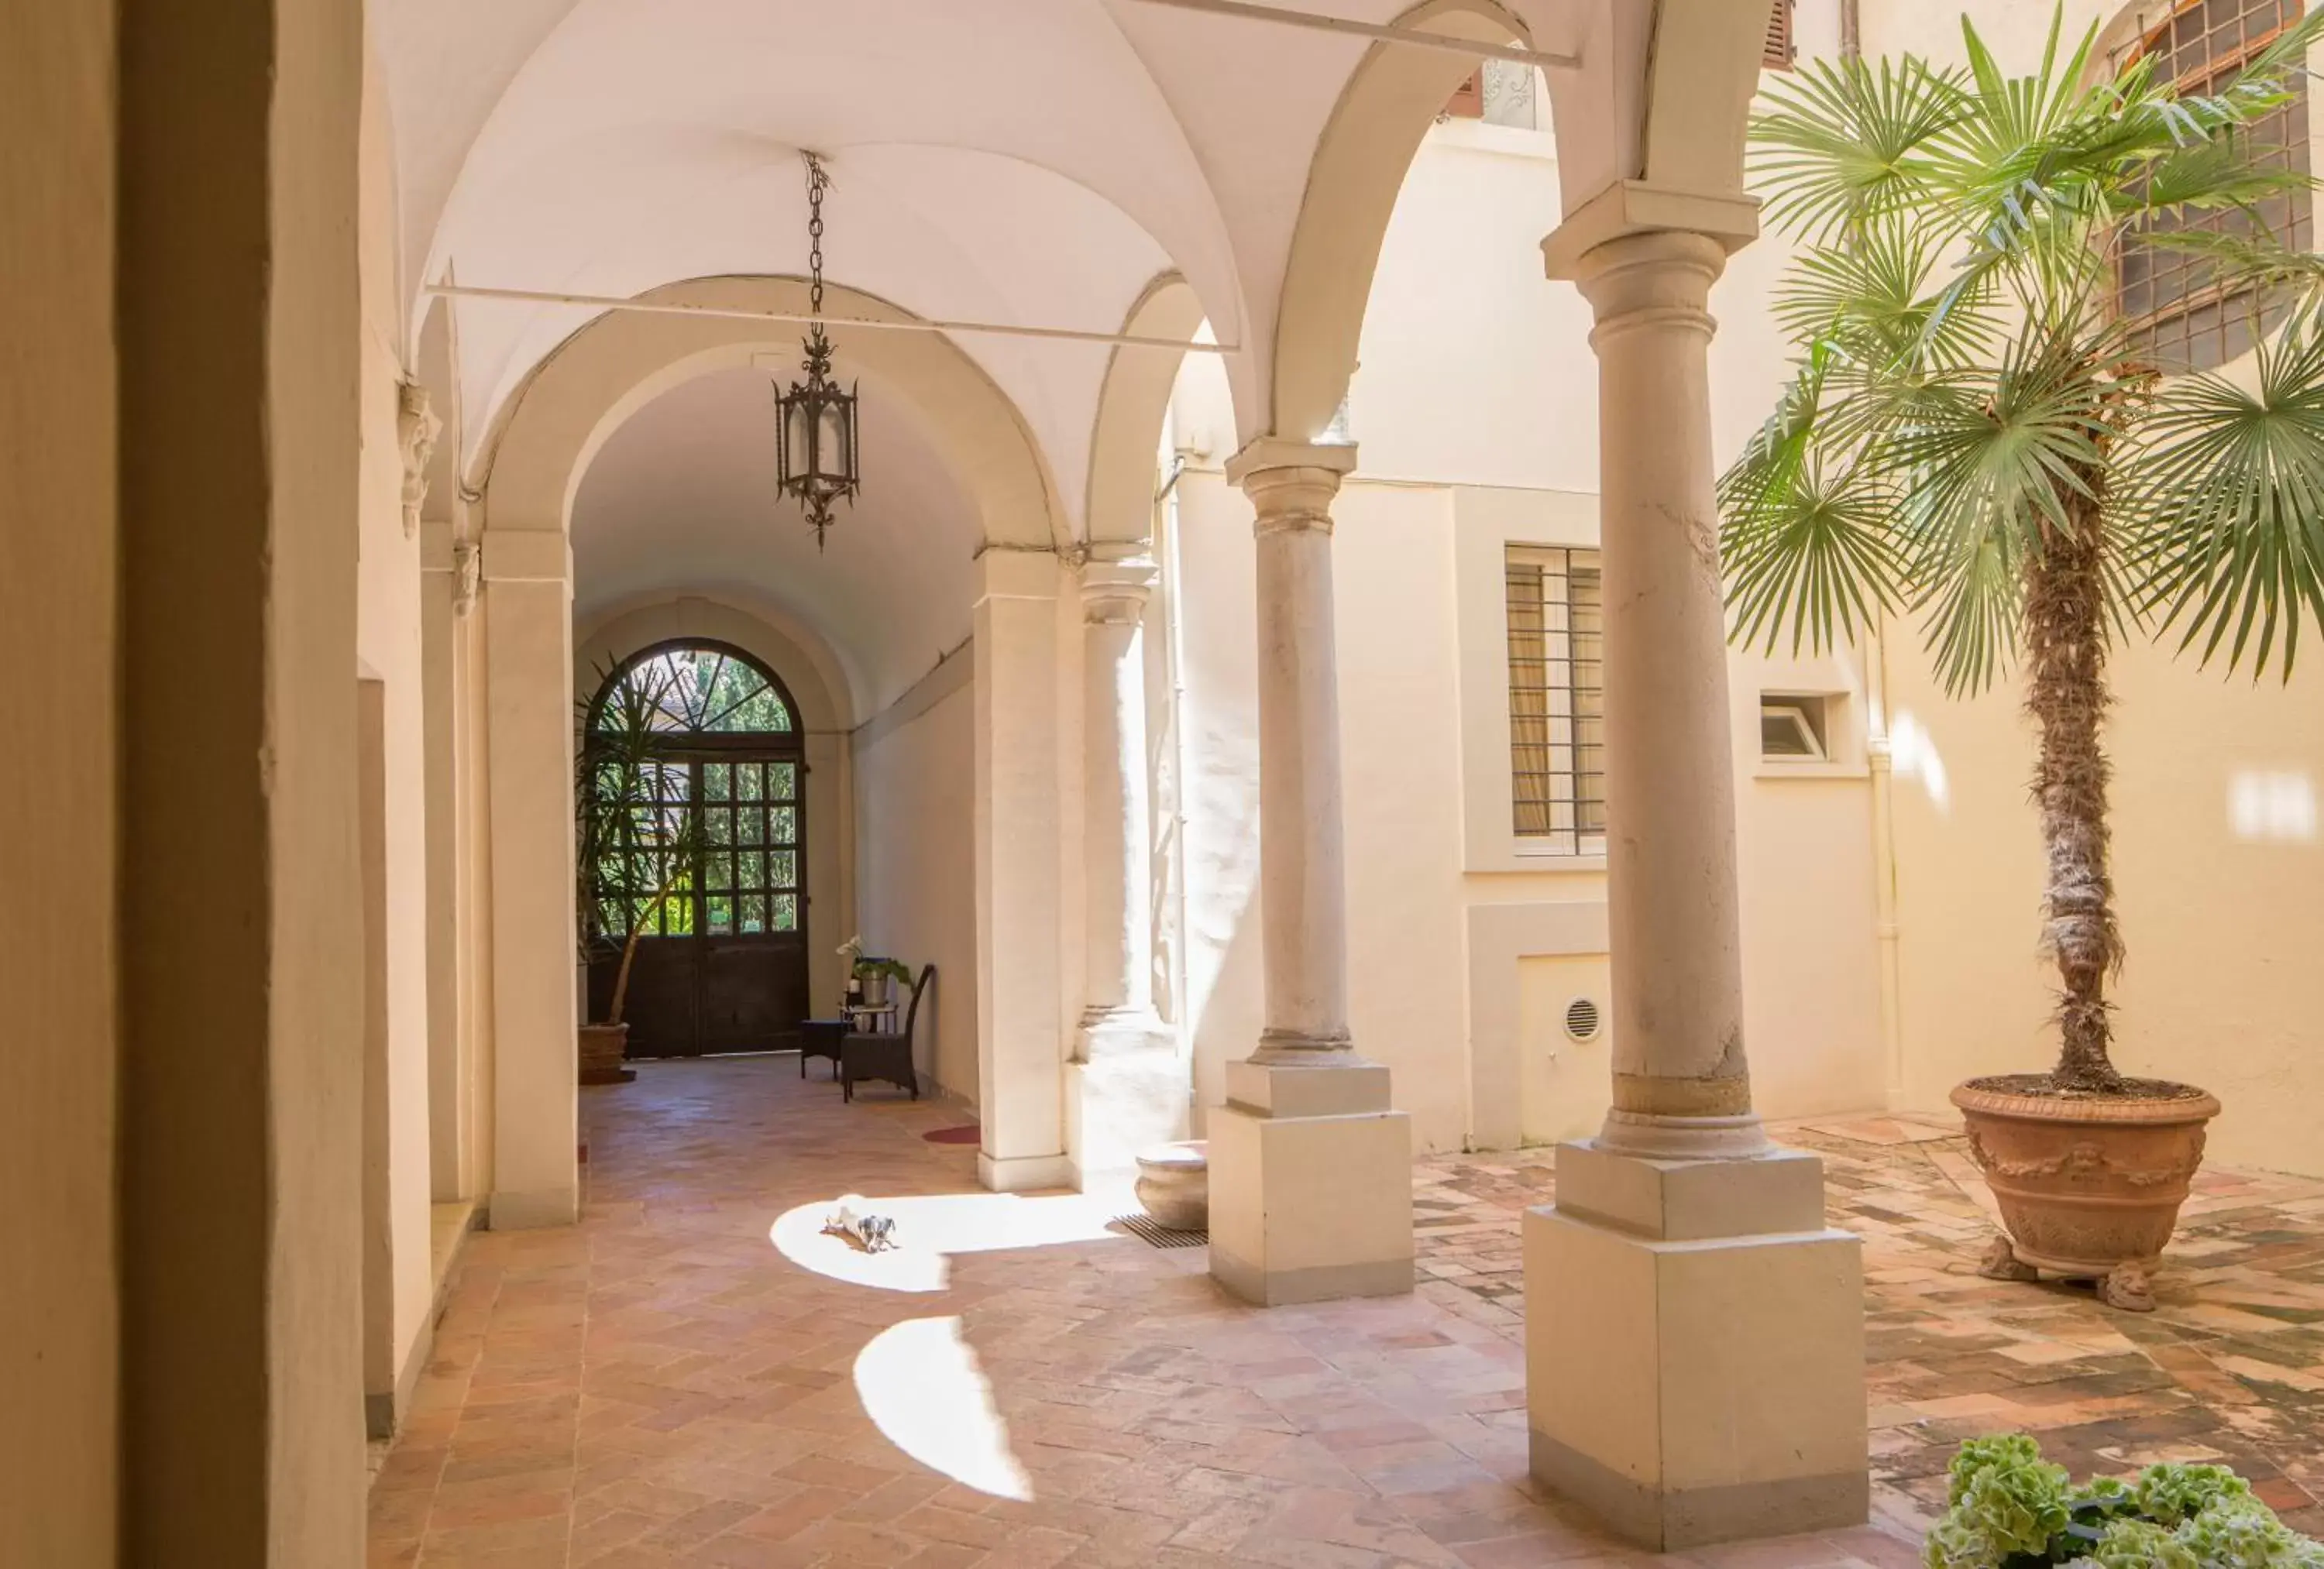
[1085,273,1208,546]
[475,275,1067,550]
[1269,0,1535,444]
[1266,0,1777,446]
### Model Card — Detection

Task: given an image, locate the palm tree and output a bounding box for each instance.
[1723,7,2324,1096]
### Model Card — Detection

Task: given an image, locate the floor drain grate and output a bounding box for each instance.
[1113,1214,1208,1249]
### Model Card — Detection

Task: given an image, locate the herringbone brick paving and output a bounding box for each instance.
[368,1058,2324,1567]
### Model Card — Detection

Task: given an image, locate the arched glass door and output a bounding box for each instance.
[583,640,809,1057]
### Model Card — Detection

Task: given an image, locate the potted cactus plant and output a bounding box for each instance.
[1724,9,2324,1308]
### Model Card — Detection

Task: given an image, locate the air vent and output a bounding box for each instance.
[1564,997,1603,1042]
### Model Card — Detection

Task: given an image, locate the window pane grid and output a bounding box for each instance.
[1507,548,1606,855]
[583,646,807,941]
[2113,0,2312,373]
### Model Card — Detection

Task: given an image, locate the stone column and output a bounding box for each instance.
[1206,439,1412,1306]
[1066,554,1184,1186]
[1524,187,1865,1550]
[480,527,579,1229]
[972,549,1071,1193]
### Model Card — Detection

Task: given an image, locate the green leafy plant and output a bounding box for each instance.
[1724,8,2324,1094]
[577,661,703,1028]
[1925,1438,2321,1569]
[853,956,913,989]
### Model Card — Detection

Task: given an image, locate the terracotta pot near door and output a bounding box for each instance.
[579,1022,635,1086]
[1951,1078,2220,1311]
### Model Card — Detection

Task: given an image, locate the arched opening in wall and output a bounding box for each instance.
[583,639,810,1059]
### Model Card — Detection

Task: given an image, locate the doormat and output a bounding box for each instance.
[1112,1214,1208,1249]
[922,1125,981,1145]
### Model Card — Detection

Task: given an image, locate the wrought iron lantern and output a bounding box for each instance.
[774,152,860,550]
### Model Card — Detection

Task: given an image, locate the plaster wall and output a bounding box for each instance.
[356,57,438,1426]
[111,0,370,1554]
[0,5,119,1558]
[854,652,980,1101]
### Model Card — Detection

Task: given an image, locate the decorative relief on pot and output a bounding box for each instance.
[1965,1128,2203,1189]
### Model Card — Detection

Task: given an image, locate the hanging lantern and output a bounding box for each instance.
[774,152,861,550]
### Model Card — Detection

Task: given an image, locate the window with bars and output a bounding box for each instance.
[2114,0,2312,371]
[1505,545,1605,854]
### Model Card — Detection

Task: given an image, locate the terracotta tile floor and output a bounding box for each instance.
[1415,1116,2324,1533]
[370,1059,2324,1567]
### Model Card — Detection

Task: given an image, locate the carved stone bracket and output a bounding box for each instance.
[452,541,481,616]
[397,379,442,540]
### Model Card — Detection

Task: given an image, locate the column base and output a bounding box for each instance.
[1066,1016,1186,1186]
[1208,1054,1413,1306]
[978,1150,1076,1193]
[486,1184,577,1231]
[1525,1141,1866,1551]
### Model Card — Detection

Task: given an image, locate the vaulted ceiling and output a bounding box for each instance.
[380,0,1765,716]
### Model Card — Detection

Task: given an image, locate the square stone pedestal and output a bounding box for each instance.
[1526,1142,1866,1550]
[1208,1056,1413,1306]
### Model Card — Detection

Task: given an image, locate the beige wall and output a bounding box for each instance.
[854,653,981,1101]
[356,49,438,1431]
[112,0,370,1557]
[0,3,119,1560]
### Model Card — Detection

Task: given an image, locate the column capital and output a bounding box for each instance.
[1224,437,1356,489]
[1079,554,1157,626]
[1539,179,1758,282]
[1226,438,1356,537]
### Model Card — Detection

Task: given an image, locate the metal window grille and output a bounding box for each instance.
[2114,0,2312,372]
[1506,546,1605,853]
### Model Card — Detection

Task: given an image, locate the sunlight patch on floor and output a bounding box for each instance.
[852,1316,1033,1501]
[768,1189,1128,1293]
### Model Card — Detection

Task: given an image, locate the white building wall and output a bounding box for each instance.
[854,655,981,1104]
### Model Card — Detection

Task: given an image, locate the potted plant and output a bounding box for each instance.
[835,936,911,1008]
[576,662,703,1085]
[1722,10,2324,1308]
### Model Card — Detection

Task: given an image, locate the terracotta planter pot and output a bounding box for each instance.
[579,1022,635,1086]
[1134,1140,1208,1232]
[1951,1078,2220,1311]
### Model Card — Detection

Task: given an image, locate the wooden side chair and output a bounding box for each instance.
[841,964,933,1102]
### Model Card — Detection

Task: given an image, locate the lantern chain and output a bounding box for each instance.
[804,152,828,324]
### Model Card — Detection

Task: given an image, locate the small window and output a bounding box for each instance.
[1507,545,1605,853]
[1760,695,1830,761]
[1443,70,1485,119]
[1764,0,1796,69]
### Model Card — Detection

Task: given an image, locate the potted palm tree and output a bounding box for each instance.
[576,662,703,1086]
[1724,9,2324,1309]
